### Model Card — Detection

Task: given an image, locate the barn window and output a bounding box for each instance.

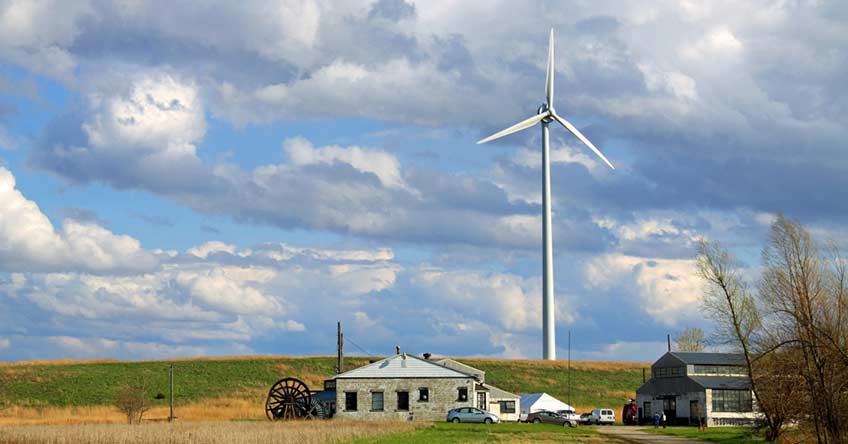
[345,392,357,411]
[371,392,383,411]
[397,391,409,411]
[712,390,752,412]
[457,387,468,402]
[419,388,429,402]
[499,401,516,413]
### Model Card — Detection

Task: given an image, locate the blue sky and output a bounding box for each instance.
[1,0,846,362]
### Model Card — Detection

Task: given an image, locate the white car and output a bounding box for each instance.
[589,408,615,425]
[557,410,582,423]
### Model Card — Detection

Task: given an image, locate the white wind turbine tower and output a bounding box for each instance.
[478,29,615,360]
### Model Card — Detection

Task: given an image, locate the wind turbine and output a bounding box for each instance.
[477,29,614,360]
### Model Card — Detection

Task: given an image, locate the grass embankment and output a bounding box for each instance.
[644,426,765,444]
[0,356,648,424]
[0,420,417,444]
[348,423,602,444]
[468,359,647,410]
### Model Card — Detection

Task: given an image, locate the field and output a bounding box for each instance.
[0,355,648,425]
[0,420,418,444]
[349,422,604,444]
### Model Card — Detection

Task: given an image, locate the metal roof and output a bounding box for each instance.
[690,376,752,390]
[331,353,474,379]
[637,375,751,395]
[636,376,705,395]
[669,352,746,366]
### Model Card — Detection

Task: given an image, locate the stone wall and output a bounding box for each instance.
[335,377,476,421]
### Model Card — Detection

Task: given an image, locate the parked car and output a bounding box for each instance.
[446,407,500,424]
[589,408,616,425]
[579,413,592,425]
[526,411,577,427]
[557,410,581,424]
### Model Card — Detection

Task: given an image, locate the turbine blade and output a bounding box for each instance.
[477,113,547,144]
[551,113,615,170]
[546,28,554,107]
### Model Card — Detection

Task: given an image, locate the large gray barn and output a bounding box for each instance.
[636,352,760,426]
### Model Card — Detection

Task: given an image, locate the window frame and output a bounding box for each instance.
[396,390,410,411]
[370,391,384,412]
[499,401,516,414]
[418,387,429,402]
[712,389,753,413]
[344,391,358,412]
[457,387,468,402]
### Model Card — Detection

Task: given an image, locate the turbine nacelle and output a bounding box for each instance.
[537,104,554,123]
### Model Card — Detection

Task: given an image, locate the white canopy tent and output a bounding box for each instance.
[519,393,574,417]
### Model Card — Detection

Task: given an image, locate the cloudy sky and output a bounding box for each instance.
[0,0,846,362]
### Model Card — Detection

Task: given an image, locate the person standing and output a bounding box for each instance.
[654,412,660,428]
[661,412,667,429]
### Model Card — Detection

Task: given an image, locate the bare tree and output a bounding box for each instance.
[759,215,846,444]
[674,327,707,352]
[697,239,785,441]
[116,381,151,424]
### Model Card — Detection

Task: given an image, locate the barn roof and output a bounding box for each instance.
[331,353,474,379]
[690,376,752,390]
[670,352,746,366]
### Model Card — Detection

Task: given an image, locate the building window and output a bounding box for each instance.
[499,401,516,413]
[418,388,429,402]
[345,392,357,411]
[457,387,468,402]
[397,391,409,411]
[371,392,384,411]
[712,390,753,413]
[652,366,685,378]
[662,397,677,413]
[642,402,652,418]
[693,365,747,376]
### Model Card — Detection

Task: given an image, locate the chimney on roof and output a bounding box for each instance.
[667,334,671,352]
[423,352,432,360]
[396,345,401,354]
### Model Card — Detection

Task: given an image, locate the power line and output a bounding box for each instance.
[345,336,377,357]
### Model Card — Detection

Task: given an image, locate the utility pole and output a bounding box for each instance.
[168,364,175,422]
[337,322,344,374]
[567,330,572,407]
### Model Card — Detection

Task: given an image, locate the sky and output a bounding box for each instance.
[0,0,846,362]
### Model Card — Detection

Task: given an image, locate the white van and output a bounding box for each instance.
[589,408,615,425]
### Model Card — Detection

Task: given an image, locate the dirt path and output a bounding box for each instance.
[596,426,709,444]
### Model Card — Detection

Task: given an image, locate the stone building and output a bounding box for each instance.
[326,353,519,422]
[636,352,760,426]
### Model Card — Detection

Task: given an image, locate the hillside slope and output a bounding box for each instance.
[0,356,648,412]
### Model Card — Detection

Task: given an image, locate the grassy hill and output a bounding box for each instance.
[0,356,648,413]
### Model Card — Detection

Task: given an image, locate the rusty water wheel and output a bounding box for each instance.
[265,377,312,420]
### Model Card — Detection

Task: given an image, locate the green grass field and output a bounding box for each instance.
[0,356,647,412]
[644,426,765,444]
[346,422,602,444]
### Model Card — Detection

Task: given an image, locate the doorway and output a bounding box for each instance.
[477,392,487,411]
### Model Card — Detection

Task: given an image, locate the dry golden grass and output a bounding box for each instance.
[0,397,270,426]
[0,420,417,444]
